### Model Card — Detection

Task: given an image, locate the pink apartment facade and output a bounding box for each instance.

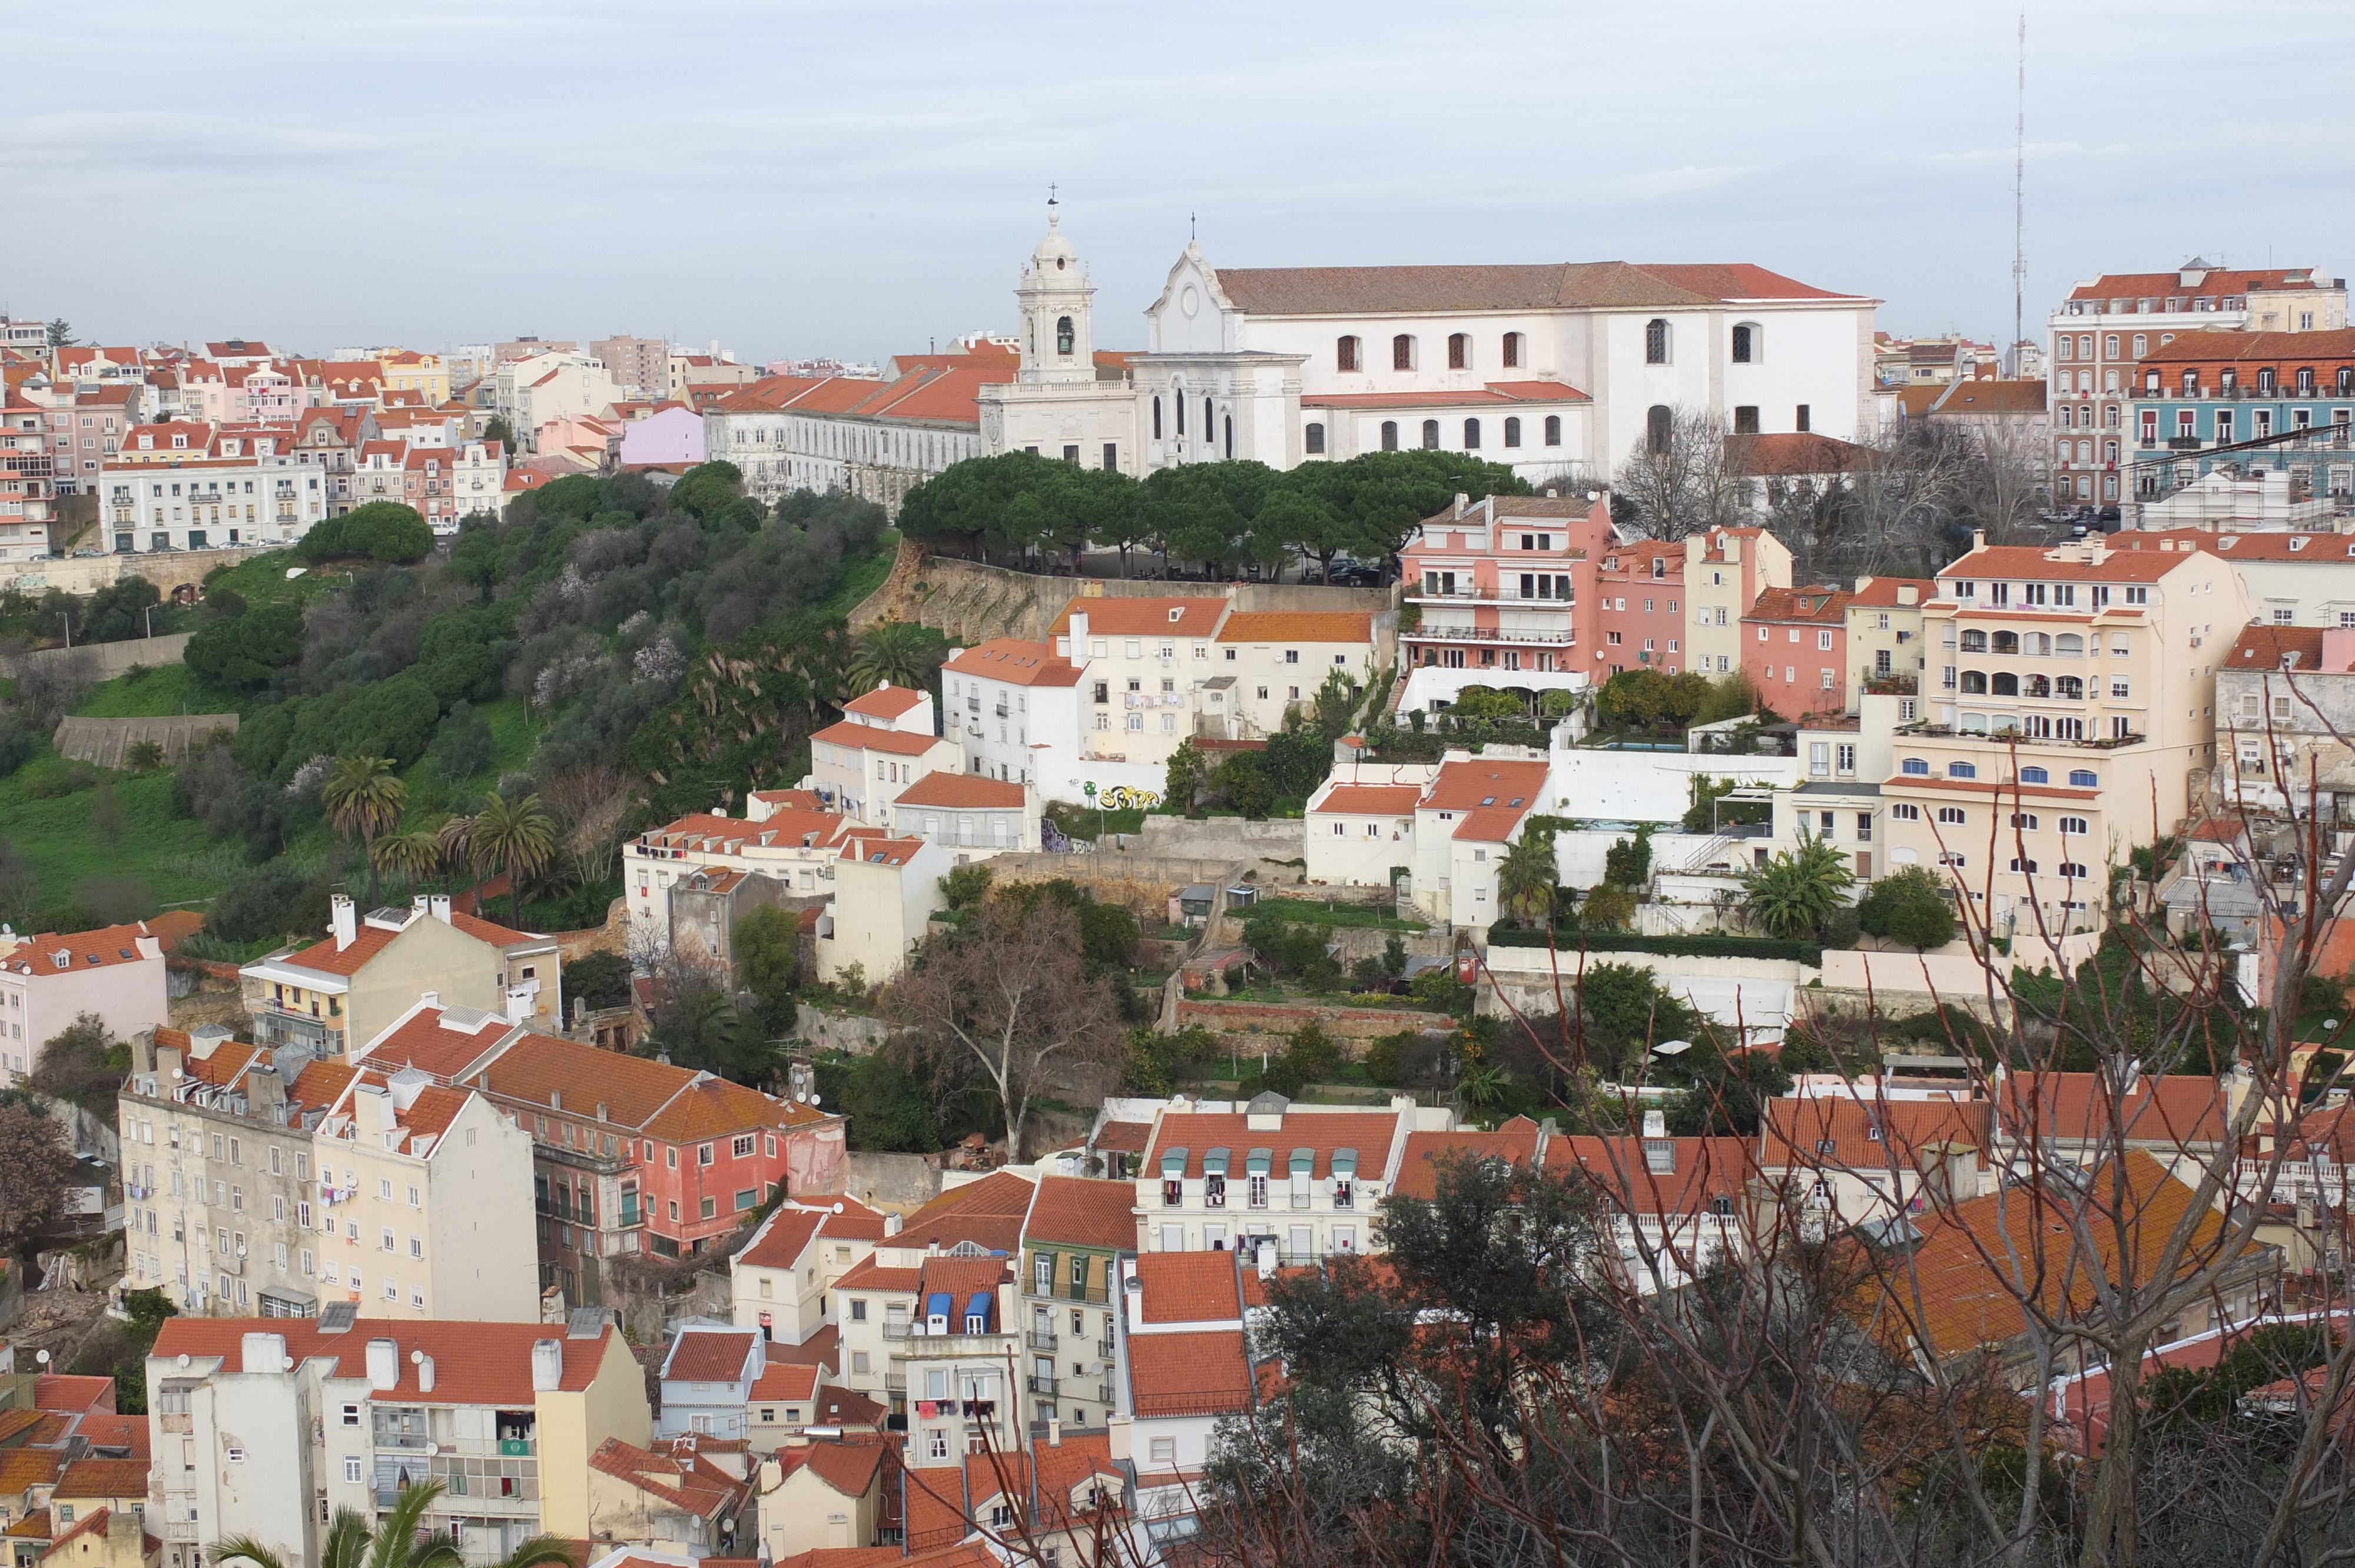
[1397,493,1601,713]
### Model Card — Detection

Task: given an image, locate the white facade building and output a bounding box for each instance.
[105,454,329,553]
[0,922,167,1084]
[496,353,624,447]
[977,207,1141,473]
[805,683,953,822]
[938,637,1093,797]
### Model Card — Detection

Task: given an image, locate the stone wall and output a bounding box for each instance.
[0,547,250,601]
[3,632,194,683]
[1128,815,1308,867]
[986,851,1245,919]
[1175,997,1439,1055]
[841,1151,945,1213]
[900,553,1395,648]
[52,710,236,768]
[792,1005,898,1057]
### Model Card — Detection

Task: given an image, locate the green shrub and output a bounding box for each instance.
[1488,925,1825,966]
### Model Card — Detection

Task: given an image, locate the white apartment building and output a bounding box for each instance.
[938,637,1087,796]
[878,772,1042,861]
[496,353,625,447]
[1304,750,1551,926]
[805,683,954,822]
[728,1198,888,1347]
[145,1313,648,1568]
[1202,610,1382,740]
[623,796,858,937]
[450,438,508,528]
[1050,598,1230,793]
[104,454,329,553]
[0,921,167,1085]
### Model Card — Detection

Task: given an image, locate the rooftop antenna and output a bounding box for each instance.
[2009,10,2026,377]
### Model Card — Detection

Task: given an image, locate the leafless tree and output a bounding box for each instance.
[886,894,1121,1160]
[539,762,632,888]
[1613,406,1749,542]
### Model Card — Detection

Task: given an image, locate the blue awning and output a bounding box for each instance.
[1245,1147,1273,1175]
[1202,1147,1231,1178]
[1160,1146,1190,1179]
[963,1291,993,1329]
[926,1291,952,1321]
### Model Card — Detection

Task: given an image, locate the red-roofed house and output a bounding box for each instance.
[751,1436,891,1557]
[937,637,1087,798]
[807,683,954,824]
[1548,1117,1754,1291]
[656,1327,764,1441]
[1742,584,1854,718]
[625,801,860,941]
[148,1315,648,1568]
[0,922,165,1087]
[1046,598,1234,787]
[729,1198,888,1347]
[1116,1249,1256,1524]
[238,894,512,1060]
[586,1436,751,1555]
[1204,609,1382,741]
[881,772,1040,861]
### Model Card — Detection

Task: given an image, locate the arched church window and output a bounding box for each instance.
[1502,417,1521,448]
[1502,332,1523,369]
[1203,397,1213,441]
[1153,397,1163,440]
[1393,335,1415,371]
[1224,416,1233,459]
[1380,421,1399,452]
[1448,334,1469,370]
[1336,337,1359,373]
[1462,418,1481,449]
[1056,316,1074,356]
[1305,423,1326,454]
[1645,319,1670,364]
[1544,415,1561,446]
[1176,394,1186,437]
[1647,405,1672,454]
[1420,420,1440,450]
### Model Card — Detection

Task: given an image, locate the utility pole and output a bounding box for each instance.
[2011,11,2028,377]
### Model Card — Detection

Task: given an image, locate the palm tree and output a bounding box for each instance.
[1740,835,1855,941]
[846,619,933,695]
[466,791,559,928]
[1495,826,1560,927]
[322,756,406,906]
[371,825,447,892]
[213,1477,572,1568]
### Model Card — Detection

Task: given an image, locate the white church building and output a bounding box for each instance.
[981,207,1881,482]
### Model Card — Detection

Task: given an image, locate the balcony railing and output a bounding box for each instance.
[1402,624,1575,646]
[883,1321,911,1340]
[1408,587,1575,605]
[884,1372,907,1391]
[1027,1329,1057,1352]
[1898,723,2145,750]
[1029,1374,1057,1397]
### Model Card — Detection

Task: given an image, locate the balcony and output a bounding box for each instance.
[1029,1374,1058,1397]
[1027,1328,1057,1352]
[1066,1278,1109,1304]
[884,1372,907,1392]
[883,1321,911,1340]
[1403,624,1575,646]
[1898,723,2144,750]
[1408,586,1575,606]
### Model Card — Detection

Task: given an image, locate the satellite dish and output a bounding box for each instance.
[831,1202,844,1215]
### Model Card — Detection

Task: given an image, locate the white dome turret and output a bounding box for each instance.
[1016,201,1094,386]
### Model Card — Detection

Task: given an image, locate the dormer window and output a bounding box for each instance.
[1167,608,1183,623]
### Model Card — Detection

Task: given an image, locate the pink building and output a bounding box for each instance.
[618,404,705,469]
[1398,492,1604,714]
[1593,537,1687,678]
[1741,586,1854,719]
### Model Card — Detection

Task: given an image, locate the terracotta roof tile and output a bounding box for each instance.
[810,720,945,757]
[1546,1135,1752,1214]
[53,1460,147,1499]
[892,773,1025,809]
[1141,1111,1401,1182]
[1133,1251,1241,1324]
[843,685,926,720]
[150,1318,617,1406]
[1128,1329,1253,1418]
[1215,611,1372,645]
[940,638,1083,689]
[898,1171,1035,1254]
[1021,1174,1135,1252]
[1048,598,1226,638]
[1312,784,1424,816]
[1392,1124,1542,1201]
[664,1330,758,1383]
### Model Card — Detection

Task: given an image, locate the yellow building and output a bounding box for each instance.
[379,349,452,404]
[238,896,508,1058]
[1886,533,2244,935]
[1843,575,1937,712]
[1681,526,1793,679]
[36,1460,158,1568]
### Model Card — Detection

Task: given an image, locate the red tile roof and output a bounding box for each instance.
[1311,784,1424,816]
[1760,1095,1991,1175]
[843,684,926,720]
[1995,1071,2228,1148]
[1141,1111,1401,1182]
[1422,759,1549,813]
[739,1207,825,1270]
[34,1376,115,1414]
[1128,1329,1254,1418]
[775,1437,886,1499]
[1724,433,1870,477]
[589,1437,747,1520]
[810,720,946,757]
[4,922,159,978]
[150,1318,616,1404]
[892,773,1025,809]
[275,922,402,978]
[1133,1251,1242,1324]
[1547,1135,1753,1215]
[898,1171,1036,1254]
[1745,586,1853,625]
[941,638,1083,689]
[52,1460,147,1500]
[1391,1123,1542,1201]
[1941,542,2203,585]
[664,1330,758,1383]
[749,1363,820,1403]
[2067,267,2328,303]
[835,1257,923,1294]
[1215,611,1373,645]
[1022,1175,1136,1253]
[1048,598,1227,637]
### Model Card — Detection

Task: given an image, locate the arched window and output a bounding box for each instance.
[2026,674,2051,697]
[1336,336,1360,373]
[1223,415,1233,459]
[1203,397,1213,441]
[1056,315,1074,356]
[1543,415,1561,446]
[2020,766,2049,783]
[1176,394,1186,437]
[1991,630,2020,654]
[1732,323,1759,363]
[2056,676,2084,699]
[1959,670,1987,694]
[1646,404,1672,454]
[1152,397,1163,439]
[1900,758,1929,776]
[1991,672,2019,696]
[1645,319,1670,364]
[2068,769,2098,788]
[1960,629,1986,653]
[1420,420,1440,450]
[1392,335,1415,371]
[1947,762,1976,779]
[1502,332,1523,368]
[1305,422,1326,455]
[1448,334,1469,370]
[1380,421,1399,452]
[1503,417,1522,448]
[1463,418,1481,449]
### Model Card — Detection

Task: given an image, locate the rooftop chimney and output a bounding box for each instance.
[531,1338,564,1392]
[241,1332,287,1375]
[364,1337,400,1391]
[430,894,452,925]
[1069,610,1089,653]
[884,1213,903,1237]
[1048,1417,1062,1447]
[412,1350,436,1393]
[1641,1109,1667,1139]
[331,895,357,951]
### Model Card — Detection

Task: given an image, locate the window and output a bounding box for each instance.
[1647,404,1671,454]
[1392,334,1414,371]
[2059,816,2089,835]
[1900,758,1929,776]
[2020,766,2048,783]
[1379,420,1398,451]
[1890,803,1921,820]
[1644,318,1670,364]
[1732,323,1757,363]
[1152,396,1162,438]
[1463,418,1481,449]
[1447,333,1469,370]
[1304,421,1325,454]
[1733,404,1759,434]
[1055,315,1074,355]
[1948,762,1976,779]
[345,1457,363,1484]
[1336,335,1359,372]
[1149,1437,1178,1465]
[1502,331,1523,368]
[698,1143,715,1165]
[1795,403,1812,432]
[1937,806,1967,824]
[1544,414,1561,446]
[1503,416,1521,447]
[732,1134,755,1158]
[2069,769,2098,787]
[1420,419,1439,450]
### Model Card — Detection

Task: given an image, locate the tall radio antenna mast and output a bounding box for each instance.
[2011,11,2027,376]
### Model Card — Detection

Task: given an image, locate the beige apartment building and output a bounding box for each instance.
[1682,526,1793,677]
[239,897,508,1058]
[1842,576,1937,711]
[1886,534,2245,934]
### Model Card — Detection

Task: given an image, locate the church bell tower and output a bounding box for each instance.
[1016,195,1094,386]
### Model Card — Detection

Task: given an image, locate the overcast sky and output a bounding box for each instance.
[10,1,2354,365]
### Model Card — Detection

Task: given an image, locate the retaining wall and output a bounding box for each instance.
[4,631,194,682]
[792,1006,898,1057]
[841,1152,946,1212]
[1175,997,1440,1052]
[1129,815,1308,866]
[52,710,236,768]
[903,554,1394,647]
[0,547,251,601]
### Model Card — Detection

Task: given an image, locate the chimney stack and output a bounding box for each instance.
[1641,1109,1667,1139]
[365,1338,399,1391]
[531,1339,563,1392]
[331,895,356,951]
[412,1350,436,1393]
[241,1332,287,1375]
[430,894,452,924]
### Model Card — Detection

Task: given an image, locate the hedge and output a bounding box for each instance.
[1485,925,1825,966]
